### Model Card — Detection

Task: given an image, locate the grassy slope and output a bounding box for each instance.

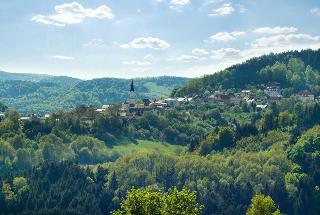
[108,140,186,156]
[143,82,171,98]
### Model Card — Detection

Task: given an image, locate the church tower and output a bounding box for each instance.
[128,79,136,107]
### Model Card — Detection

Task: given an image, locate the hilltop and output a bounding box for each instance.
[174,49,320,96]
[0,71,81,85]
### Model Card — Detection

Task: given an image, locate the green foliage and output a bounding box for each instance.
[10,162,109,215]
[199,127,235,154]
[0,101,8,112]
[71,136,111,164]
[12,177,28,195]
[39,134,75,162]
[113,188,164,215]
[288,125,320,168]
[246,194,281,215]
[108,148,293,214]
[1,50,320,215]
[112,188,203,215]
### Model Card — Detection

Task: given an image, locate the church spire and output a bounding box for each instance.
[130,79,135,92]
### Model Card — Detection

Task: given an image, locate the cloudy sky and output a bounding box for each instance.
[0,0,319,79]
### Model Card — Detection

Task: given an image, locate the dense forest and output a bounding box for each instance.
[1,50,320,214]
[0,74,189,115]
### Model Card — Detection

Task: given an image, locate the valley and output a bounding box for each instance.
[1,49,320,214]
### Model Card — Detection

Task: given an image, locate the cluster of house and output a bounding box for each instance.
[95,81,320,118]
[263,83,319,103]
[0,112,51,124]
[199,83,318,110]
[2,81,320,122]
[19,114,51,122]
[116,80,194,118]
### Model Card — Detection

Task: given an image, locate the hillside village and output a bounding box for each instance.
[105,80,319,119]
[2,79,319,124]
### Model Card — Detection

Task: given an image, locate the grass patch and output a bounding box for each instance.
[143,82,171,98]
[108,140,186,156]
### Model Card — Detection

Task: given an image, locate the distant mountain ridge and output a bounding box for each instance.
[0,71,190,114]
[0,71,81,85]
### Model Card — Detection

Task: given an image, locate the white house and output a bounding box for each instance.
[264,86,282,100]
[256,104,268,109]
[296,91,315,102]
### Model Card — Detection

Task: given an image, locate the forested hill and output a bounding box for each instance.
[174,49,320,96]
[0,75,190,114]
[0,71,81,84]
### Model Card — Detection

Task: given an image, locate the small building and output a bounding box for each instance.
[296,91,315,102]
[264,85,282,100]
[256,104,268,110]
[150,102,167,108]
[209,92,241,105]
[229,96,242,105]
[174,97,195,105]
[241,90,252,96]
[19,116,31,122]
[177,97,187,102]
[96,109,106,113]
[96,104,111,113]
[243,96,255,104]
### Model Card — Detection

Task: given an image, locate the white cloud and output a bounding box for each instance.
[123,60,152,66]
[251,34,320,48]
[121,37,170,50]
[311,8,320,16]
[120,44,131,49]
[209,31,245,42]
[83,38,105,47]
[176,55,206,62]
[253,26,298,34]
[123,54,154,67]
[170,0,190,9]
[202,0,225,7]
[211,48,240,59]
[192,48,209,55]
[31,2,114,27]
[209,3,235,16]
[144,54,154,61]
[49,55,74,60]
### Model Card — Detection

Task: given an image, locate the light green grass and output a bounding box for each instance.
[108,140,186,156]
[143,82,171,98]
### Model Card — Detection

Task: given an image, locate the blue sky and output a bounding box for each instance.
[0,0,319,79]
